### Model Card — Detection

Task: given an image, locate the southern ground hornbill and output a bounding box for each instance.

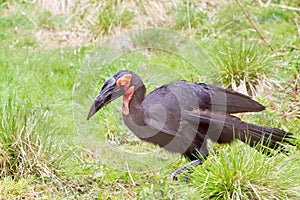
[87,70,293,174]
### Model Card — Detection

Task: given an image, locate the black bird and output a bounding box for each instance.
[87,70,292,174]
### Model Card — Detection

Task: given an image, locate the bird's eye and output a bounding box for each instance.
[121,81,127,87]
[116,74,132,88]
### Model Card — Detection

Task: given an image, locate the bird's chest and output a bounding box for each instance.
[123,114,173,144]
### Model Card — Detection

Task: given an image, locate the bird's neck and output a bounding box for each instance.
[125,85,146,126]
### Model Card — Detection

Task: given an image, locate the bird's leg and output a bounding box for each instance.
[170,160,202,181]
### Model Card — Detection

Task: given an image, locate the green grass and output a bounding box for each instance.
[209,39,273,95]
[189,142,300,199]
[0,97,52,177]
[172,0,208,31]
[0,0,299,199]
[96,1,134,34]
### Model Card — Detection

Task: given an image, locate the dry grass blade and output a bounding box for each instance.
[35,0,75,15]
[235,0,274,51]
[0,98,57,180]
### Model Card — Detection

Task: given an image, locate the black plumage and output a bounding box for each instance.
[87,70,293,162]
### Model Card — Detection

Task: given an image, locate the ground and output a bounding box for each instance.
[0,0,299,199]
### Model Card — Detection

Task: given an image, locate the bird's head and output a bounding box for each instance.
[87,70,136,120]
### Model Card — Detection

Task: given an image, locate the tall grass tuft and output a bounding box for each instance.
[211,39,274,96]
[96,1,134,35]
[189,142,300,199]
[0,97,58,179]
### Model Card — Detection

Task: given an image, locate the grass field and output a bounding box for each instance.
[0,0,300,199]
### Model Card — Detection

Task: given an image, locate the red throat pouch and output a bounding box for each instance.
[122,86,134,115]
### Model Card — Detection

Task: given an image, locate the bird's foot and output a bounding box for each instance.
[170,160,202,181]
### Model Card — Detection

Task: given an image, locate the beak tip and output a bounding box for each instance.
[87,108,95,120]
[87,100,101,120]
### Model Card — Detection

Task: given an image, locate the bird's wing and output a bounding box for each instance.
[142,80,264,138]
[183,109,238,128]
[143,81,210,136]
[189,82,265,114]
[141,80,253,136]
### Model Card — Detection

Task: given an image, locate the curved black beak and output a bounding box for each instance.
[87,77,125,120]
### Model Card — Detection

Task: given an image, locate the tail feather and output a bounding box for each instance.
[242,123,293,149]
[186,110,294,152]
